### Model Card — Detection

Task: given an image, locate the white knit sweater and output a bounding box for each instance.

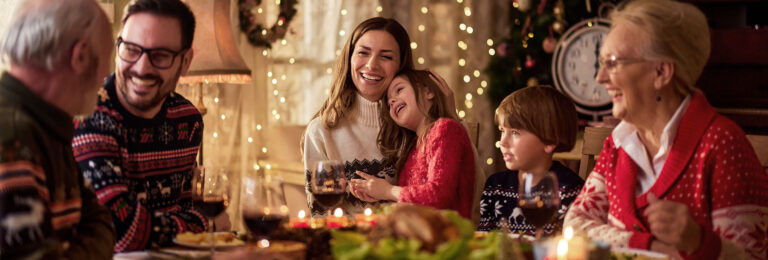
[303,94,396,217]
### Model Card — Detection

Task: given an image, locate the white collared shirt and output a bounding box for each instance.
[611,96,691,196]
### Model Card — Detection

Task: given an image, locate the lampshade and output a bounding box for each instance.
[180,0,252,85]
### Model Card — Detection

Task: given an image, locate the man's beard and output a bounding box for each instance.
[116,65,182,112]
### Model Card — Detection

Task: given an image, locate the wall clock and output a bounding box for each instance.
[551,18,612,119]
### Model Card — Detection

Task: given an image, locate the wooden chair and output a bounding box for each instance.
[461,121,480,149]
[578,127,614,180]
[747,134,768,173]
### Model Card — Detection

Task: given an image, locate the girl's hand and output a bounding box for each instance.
[428,69,457,118]
[350,171,401,201]
[349,183,379,202]
[645,193,702,254]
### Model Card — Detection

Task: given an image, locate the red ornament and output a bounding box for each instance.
[525,56,536,68]
[543,36,557,54]
[497,43,509,57]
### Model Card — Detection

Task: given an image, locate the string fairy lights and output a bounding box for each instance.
[453,0,495,165]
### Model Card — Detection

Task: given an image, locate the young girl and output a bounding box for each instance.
[477,86,583,237]
[350,70,476,219]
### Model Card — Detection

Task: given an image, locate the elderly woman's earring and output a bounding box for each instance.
[655,90,661,102]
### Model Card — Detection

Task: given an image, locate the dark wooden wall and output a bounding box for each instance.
[688,0,768,134]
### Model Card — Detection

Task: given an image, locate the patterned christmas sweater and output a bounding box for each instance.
[397,118,476,219]
[478,161,584,236]
[72,74,207,252]
[564,93,768,259]
[303,94,396,217]
[0,72,114,259]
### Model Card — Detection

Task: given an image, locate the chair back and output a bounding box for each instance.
[579,127,613,180]
[461,121,480,149]
[747,134,768,172]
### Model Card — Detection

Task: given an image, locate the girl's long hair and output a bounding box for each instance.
[301,17,414,155]
[312,17,413,129]
[377,70,458,174]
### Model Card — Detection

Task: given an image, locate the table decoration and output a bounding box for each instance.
[290,210,310,228]
[326,208,348,228]
[354,208,377,228]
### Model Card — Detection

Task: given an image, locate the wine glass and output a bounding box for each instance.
[241,171,289,245]
[310,160,347,215]
[192,166,231,255]
[518,171,560,239]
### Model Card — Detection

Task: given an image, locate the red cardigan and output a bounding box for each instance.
[398,118,476,219]
[564,93,768,259]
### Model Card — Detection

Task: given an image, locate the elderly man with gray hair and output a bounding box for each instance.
[0,0,115,258]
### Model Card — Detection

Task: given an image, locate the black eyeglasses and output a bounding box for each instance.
[116,37,188,69]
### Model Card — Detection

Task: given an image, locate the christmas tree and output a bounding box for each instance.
[485,0,617,107]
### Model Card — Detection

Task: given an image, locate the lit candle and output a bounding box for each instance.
[557,238,569,260]
[355,208,376,227]
[556,226,586,260]
[290,210,310,228]
[327,208,345,228]
[564,226,574,240]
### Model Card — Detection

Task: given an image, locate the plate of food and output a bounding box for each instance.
[332,204,530,259]
[611,247,669,260]
[174,232,245,249]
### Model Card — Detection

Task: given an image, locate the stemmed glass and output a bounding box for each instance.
[310,160,347,215]
[518,171,560,239]
[192,167,231,255]
[241,171,289,246]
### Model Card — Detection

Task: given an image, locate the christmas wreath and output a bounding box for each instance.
[238,0,298,49]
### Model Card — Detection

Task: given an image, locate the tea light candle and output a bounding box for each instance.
[549,226,586,260]
[557,238,569,260]
[355,208,376,227]
[564,226,574,240]
[290,210,310,228]
[327,208,345,228]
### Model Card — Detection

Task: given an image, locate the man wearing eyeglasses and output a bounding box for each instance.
[72,0,209,252]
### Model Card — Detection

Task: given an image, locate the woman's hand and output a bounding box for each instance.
[428,69,457,118]
[350,171,401,201]
[645,193,702,254]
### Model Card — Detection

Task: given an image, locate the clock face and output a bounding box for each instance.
[552,20,612,115]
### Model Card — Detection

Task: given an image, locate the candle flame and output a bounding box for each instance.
[258,239,270,248]
[564,226,574,240]
[298,210,306,219]
[333,208,343,217]
[557,239,568,256]
[264,208,271,215]
[364,208,372,216]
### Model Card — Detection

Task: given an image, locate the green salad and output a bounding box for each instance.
[330,210,503,260]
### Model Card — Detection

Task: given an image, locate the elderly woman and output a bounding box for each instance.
[564,0,768,259]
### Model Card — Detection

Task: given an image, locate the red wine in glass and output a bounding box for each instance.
[313,192,345,208]
[311,161,347,213]
[518,171,560,239]
[241,172,288,242]
[243,213,288,237]
[195,195,229,217]
[191,167,230,255]
[519,201,558,230]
